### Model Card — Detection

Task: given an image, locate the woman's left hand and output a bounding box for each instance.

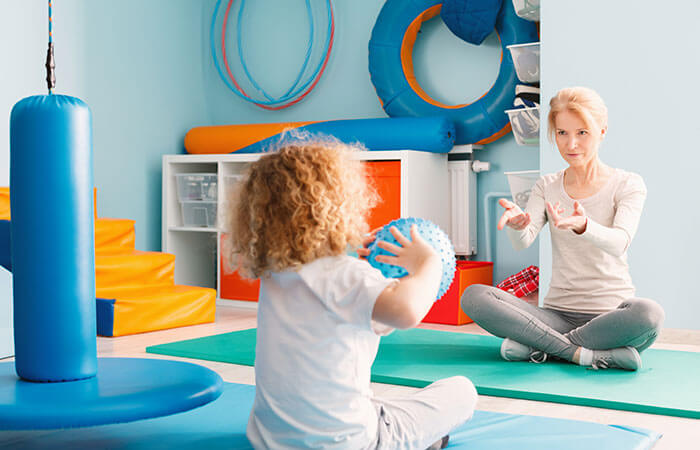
[546,201,588,234]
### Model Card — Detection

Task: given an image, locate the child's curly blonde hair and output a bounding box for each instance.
[222,136,378,279]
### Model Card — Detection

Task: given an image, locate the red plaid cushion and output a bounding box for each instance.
[497,265,539,298]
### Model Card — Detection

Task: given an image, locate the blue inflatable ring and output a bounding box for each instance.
[368,0,538,145]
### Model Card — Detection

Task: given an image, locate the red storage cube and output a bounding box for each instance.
[422,261,493,325]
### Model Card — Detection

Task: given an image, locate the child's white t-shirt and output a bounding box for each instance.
[246,254,396,449]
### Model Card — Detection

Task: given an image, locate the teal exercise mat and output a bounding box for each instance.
[0,382,661,449]
[146,328,700,419]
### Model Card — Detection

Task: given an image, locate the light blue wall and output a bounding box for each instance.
[1,1,87,183]
[201,0,539,283]
[82,2,212,250]
[1,1,211,251]
[2,1,537,284]
[541,0,700,329]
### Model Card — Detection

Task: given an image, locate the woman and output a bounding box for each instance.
[461,87,664,371]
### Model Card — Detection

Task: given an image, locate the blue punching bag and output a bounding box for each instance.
[10,95,97,382]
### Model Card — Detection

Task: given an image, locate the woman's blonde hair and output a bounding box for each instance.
[222,136,378,279]
[547,87,608,142]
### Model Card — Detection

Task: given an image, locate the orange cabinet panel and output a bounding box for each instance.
[218,160,401,302]
[365,161,401,230]
[219,234,261,302]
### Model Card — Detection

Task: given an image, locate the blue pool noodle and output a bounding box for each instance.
[10,95,97,382]
[233,117,456,154]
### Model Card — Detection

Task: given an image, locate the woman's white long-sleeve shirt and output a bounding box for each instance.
[506,168,647,313]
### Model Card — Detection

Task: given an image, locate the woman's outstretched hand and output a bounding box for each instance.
[546,201,587,234]
[497,198,531,230]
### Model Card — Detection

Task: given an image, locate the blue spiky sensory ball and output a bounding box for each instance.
[367,217,456,300]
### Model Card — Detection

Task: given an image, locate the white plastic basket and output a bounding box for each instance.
[507,42,540,84]
[175,173,217,201]
[505,106,540,146]
[504,170,540,209]
[511,0,540,22]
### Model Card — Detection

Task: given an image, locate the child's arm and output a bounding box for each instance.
[371,224,442,329]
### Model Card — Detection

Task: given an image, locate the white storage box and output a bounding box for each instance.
[180,200,217,228]
[507,42,540,84]
[504,170,540,209]
[505,106,540,146]
[175,173,217,201]
[511,0,540,22]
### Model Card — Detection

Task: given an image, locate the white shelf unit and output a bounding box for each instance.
[163,150,476,301]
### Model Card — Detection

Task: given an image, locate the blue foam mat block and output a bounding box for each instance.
[0,382,660,449]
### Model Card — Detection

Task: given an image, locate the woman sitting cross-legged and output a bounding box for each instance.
[461,86,664,371]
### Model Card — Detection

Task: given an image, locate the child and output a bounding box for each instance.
[223,138,477,449]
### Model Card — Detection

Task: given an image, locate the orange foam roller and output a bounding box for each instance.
[185,121,318,155]
[185,117,456,155]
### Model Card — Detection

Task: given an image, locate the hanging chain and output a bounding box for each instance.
[46,0,56,94]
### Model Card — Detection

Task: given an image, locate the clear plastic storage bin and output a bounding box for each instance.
[180,200,217,228]
[505,106,539,146]
[224,174,243,191]
[504,170,540,209]
[511,0,540,22]
[507,42,540,84]
[175,173,217,201]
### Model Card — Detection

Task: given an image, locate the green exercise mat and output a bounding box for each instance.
[147,328,700,418]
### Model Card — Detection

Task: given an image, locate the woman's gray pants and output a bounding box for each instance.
[460,284,665,361]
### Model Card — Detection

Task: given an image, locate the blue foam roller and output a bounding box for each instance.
[367,217,456,300]
[231,117,456,154]
[10,95,96,382]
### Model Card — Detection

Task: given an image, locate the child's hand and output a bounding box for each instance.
[374,224,440,275]
[371,224,442,329]
[356,227,381,259]
[497,198,531,231]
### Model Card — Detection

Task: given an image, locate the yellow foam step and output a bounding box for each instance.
[0,187,9,221]
[96,250,175,291]
[95,218,135,254]
[0,187,95,221]
[98,285,216,336]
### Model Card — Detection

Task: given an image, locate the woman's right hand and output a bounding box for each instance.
[497,198,531,230]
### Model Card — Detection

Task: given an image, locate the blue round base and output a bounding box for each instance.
[0,357,223,430]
